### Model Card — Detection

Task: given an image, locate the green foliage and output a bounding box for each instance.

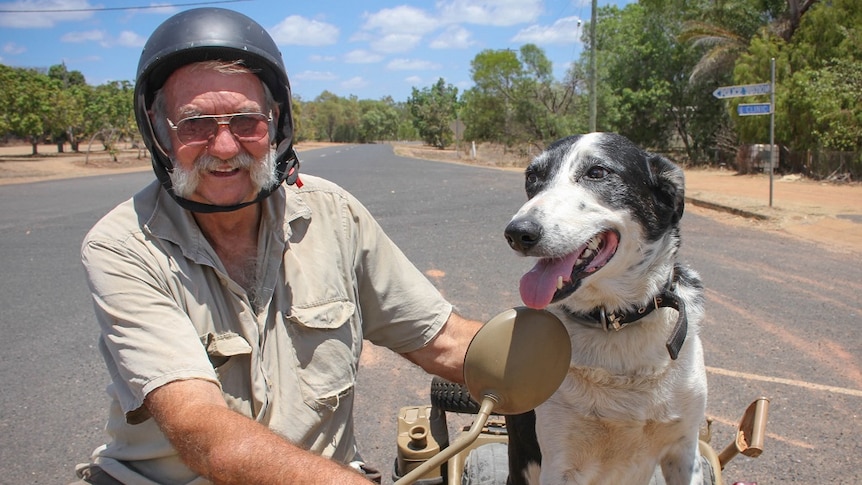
[464,44,579,147]
[731,0,862,155]
[408,78,459,149]
[312,91,346,142]
[294,92,409,143]
[2,1,859,171]
[730,33,784,144]
[0,65,55,153]
[0,63,133,155]
[358,100,399,143]
[586,1,726,161]
[82,80,135,155]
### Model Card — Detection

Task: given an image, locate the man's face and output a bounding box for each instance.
[160,65,276,206]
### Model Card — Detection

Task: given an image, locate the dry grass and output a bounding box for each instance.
[392,142,540,170]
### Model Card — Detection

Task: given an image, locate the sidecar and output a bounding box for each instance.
[390,308,770,485]
[393,380,769,485]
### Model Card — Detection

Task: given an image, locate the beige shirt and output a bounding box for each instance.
[81,175,451,484]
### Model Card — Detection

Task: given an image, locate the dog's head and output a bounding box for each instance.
[505,133,685,311]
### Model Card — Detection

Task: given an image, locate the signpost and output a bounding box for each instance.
[712,83,771,99]
[713,59,777,207]
[737,103,772,116]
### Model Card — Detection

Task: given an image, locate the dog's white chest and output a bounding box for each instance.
[532,358,707,485]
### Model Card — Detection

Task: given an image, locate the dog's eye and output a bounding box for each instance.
[526,173,539,184]
[586,166,610,179]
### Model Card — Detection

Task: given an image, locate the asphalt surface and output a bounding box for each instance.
[0,144,859,484]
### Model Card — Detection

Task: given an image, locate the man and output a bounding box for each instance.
[74,8,482,484]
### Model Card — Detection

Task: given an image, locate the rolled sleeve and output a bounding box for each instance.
[343,190,453,353]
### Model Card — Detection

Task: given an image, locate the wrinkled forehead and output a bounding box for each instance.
[164,66,267,116]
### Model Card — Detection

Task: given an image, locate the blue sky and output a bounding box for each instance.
[0,0,632,102]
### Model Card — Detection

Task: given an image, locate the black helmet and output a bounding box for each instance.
[134,7,300,213]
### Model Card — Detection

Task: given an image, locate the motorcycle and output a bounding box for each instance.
[390,307,769,485]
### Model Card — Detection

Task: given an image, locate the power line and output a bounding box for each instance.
[0,0,250,14]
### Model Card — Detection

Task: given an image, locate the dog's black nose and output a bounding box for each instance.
[505,219,543,252]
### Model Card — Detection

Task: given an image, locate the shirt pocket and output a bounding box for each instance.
[285,300,358,411]
[201,331,255,413]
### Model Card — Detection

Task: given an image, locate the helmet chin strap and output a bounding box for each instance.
[155,145,301,214]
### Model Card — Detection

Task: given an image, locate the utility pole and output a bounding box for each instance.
[768,57,776,207]
[589,0,597,132]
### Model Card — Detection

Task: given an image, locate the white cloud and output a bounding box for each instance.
[513,16,584,44]
[292,70,338,81]
[348,30,373,43]
[344,50,383,64]
[3,42,26,55]
[116,30,146,48]
[309,54,336,62]
[404,75,423,84]
[429,26,474,49]
[61,29,106,44]
[361,5,439,35]
[341,76,367,90]
[60,29,145,48]
[370,33,423,54]
[386,58,442,71]
[0,0,93,28]
[437,0,543,26]
[270,15,339,46]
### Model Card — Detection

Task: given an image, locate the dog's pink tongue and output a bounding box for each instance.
[519,254,577,309]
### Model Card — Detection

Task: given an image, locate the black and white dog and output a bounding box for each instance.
[504,133,707,485]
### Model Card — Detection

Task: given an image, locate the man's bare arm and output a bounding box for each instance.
[402,312,483,384]
[144,379,371,485]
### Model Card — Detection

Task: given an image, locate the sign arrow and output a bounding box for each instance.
[713,83,771,99]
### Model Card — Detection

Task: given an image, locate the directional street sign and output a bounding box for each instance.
[737,103,772,116]
[713,83,771,99]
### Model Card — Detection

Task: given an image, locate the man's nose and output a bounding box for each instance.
[206,124,241,159]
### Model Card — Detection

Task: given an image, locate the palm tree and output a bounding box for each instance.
[680,0,818,83]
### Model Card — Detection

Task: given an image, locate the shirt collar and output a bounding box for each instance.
[141,182,310,265]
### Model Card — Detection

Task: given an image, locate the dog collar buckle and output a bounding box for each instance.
[599,308,624,332]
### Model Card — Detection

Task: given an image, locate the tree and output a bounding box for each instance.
[733,0,861,156]
[81,80,134,161]
[358,99,399,143]
[47,63,88,152]
[782,0,861,152]
[408,78,459,149]
[464,44,579,148]
[312,91,345,142]
[0,65,56,154]
[586,4,689,153]
[679,0,782,84]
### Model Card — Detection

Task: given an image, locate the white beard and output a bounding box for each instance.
[170,149,278,199]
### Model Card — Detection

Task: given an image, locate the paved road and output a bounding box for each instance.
[0,144,859,484]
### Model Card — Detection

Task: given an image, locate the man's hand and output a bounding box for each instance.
[402,312,483,384]
[145,379,372,484]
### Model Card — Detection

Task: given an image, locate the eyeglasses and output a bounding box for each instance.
[166,111,272,146]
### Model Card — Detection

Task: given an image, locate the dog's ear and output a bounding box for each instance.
[648,154,685,223]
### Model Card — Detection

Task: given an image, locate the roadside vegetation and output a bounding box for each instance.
[1,0,859,180]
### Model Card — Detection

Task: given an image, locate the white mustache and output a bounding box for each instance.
[195,152,256,172]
